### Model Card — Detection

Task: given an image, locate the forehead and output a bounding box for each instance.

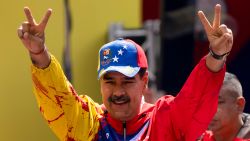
[102,72,139,80]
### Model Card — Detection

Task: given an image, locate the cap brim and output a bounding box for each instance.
[98,66,140,79]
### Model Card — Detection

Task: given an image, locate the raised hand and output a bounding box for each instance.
[17,7,52,55]
[198,4,233,57]
[18,7,52,68]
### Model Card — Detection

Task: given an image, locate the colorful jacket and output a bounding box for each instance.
[31,54,225,141]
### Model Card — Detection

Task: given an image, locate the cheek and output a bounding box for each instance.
[101,83,112,94]
[101,86,112,102]
[216,105,234,120]
[129,92,143,105]
[129,95,142,113]
[128,82,145,93]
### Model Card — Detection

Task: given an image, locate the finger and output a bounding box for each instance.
[22,21,30,33]
[23,32,29,40]
[198,11,213,35]
[224,33,233,47]
[17,27,24,38]
[213,4,221,28]
[23,32,41,42]
[24,7,36,25]
[39,8,52,30]
[219,24,233,36]
[213,33,232,49]
[218,24,228,34]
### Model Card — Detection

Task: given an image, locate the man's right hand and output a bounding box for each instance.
[17,7,52,68]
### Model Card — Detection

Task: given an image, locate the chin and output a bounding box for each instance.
[113,112,133,121]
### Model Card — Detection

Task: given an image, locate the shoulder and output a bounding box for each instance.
[237,113,250,139]
[154,95,175,108]
[243,113,250,124]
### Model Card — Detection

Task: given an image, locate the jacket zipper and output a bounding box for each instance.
[123,121,126,141]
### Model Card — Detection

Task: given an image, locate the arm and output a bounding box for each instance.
[173,57,225,141]
[199,4,233,72]
[32,54,102,140]
[18,7,101,140]
[149,4,233,141]
[173,4,233,140]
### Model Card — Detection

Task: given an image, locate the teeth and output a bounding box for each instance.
[114,100,127,104]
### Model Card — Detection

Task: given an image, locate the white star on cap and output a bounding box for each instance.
[113,55,119,62]
[123,45,127,50]
[118,49,123,55]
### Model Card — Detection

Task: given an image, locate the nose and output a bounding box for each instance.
[213,107,221,118]
[113,85,125,96]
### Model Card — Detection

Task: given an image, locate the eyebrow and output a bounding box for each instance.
[103,75,112,80]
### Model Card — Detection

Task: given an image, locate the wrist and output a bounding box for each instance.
[30,49,51,69]
[209,46,230,60]
[206,53,226,72]
[29,47,46,55]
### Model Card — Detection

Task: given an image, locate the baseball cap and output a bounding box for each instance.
[97,38,148,79]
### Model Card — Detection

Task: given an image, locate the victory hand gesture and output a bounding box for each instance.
[18,7,52,68]
[198,4,233,59]
[18,7,52,55]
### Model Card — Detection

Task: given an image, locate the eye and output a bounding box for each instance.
[218,100,225,104]
[105,80,114,84]
[122,81,135,87]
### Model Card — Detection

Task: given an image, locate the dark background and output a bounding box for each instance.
[142,0,250,113]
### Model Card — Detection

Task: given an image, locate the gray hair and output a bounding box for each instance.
[223,72,243,98]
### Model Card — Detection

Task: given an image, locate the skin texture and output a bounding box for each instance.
[100,71,148,121]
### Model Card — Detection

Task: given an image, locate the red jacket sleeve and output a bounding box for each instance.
[149,57,226,141]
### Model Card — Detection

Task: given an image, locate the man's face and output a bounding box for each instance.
[208,86,239,132]
[100,71,147,121]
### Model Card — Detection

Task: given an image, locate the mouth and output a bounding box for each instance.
[109,96,130,105]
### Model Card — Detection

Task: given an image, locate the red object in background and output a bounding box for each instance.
[225,0,250,62]
[142,0,160,22]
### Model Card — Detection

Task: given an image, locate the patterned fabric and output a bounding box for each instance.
[98,39,148,79]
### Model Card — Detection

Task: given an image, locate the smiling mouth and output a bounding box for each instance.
[112,99,130,105]
[109,96,130,105]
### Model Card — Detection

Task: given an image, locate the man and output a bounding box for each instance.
[17,4,233,141]
[198,72,250,141]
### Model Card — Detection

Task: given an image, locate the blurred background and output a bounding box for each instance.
[0,0,249,140]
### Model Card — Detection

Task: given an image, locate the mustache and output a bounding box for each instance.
[108,95,130,103]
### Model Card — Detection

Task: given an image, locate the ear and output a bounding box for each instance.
[236,97,246,112]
